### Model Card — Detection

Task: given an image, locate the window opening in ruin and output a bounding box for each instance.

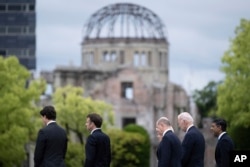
[103,51,110,62]
[133,52,140,66]
[134,51,149,67]
[121,82,133,99]
[122,117,136,127]
[141,52,147,66]
[111,51,116,62]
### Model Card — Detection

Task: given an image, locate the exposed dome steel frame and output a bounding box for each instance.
[83,3,167,39]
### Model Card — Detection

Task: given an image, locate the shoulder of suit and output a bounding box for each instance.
[186,125,196,132]
[92,128,102,134]
[220,132,231,140]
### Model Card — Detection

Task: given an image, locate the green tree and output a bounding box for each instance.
[52,85,114,166]
[108,129,147,167]
[0,56,46,166]
[217,19,250,149]
[65,142,84,167]
[192,81,221,118]
[124,124,150,167]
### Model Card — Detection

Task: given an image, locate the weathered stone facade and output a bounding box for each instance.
[52,37,189,130]
[49,37,190,167]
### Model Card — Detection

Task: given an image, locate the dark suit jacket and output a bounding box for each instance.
[215,133,234,167]
[84,129,111,167]
[181,126,205,167]
[157,130,182,167]
[34,122,68,167]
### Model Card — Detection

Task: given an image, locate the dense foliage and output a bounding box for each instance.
[124,124,150,167]
[192,81,221,118]
[52,85,114,166]
[217,19,250,149]
[0,56,45,166]
[108,129,148,167]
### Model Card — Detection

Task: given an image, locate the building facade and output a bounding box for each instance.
[0,0,36,70]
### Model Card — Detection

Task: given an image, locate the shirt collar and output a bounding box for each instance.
[91,128,101,134]
[186,124,194,132]
[218,132,226,140]
[47,120,56,126]
[163,128,173,136]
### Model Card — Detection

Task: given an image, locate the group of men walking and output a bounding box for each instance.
[156,112,234,167]
[33,106,110,167]
[33,106,234,167]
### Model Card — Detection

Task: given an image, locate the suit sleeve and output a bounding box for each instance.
[34,129,46,167]
[158,136,172,167]
[181,132,194,165]
[218,139,232,167]
[84,135,96,167]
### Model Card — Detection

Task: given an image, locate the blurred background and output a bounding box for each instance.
[1,0,250,166]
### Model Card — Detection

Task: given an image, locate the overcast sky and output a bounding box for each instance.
[36,0,250,94]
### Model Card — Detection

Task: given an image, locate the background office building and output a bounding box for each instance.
[0,0,36,70]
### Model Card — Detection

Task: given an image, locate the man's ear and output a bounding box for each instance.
[217,125,222,131]
[43,115,48,120]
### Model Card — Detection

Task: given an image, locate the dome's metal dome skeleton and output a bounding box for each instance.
[83,3,167,40]
[81,3,169,72]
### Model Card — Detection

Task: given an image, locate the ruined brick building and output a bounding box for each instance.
[41,3,191,166]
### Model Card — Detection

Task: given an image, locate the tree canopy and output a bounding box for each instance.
[53,85,114,143]
[192,81,221,118]
[0,56,46,166]
[217,19,250,127]
[123,124,150,167]
[217,19,250,149]
[52,85,114,166]
[108,129,147,167]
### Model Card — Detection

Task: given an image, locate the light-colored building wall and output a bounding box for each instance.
[81,38,169,85]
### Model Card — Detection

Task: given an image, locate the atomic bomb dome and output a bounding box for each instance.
[81,3,169,79]
[83,3,167,39]
[51,4,190,166]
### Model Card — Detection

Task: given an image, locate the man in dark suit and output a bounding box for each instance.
[156,117,182,167]
[210,118,234,167]
[34,106,68,167]
[84,113,111,167]
[178,112,205,167]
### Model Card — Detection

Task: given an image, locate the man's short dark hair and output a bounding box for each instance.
[213,118,227,131]
[40,106,56,120]
[87,113,103,128]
